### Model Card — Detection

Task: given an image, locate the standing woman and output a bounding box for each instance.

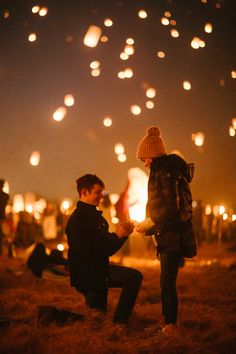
[135,127,196,335]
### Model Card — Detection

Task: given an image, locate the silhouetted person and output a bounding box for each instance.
[0,179,9,255]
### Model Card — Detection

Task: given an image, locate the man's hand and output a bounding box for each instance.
[116,222,134,238]
[135,217,156,233]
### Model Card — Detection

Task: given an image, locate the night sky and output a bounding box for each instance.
[0,0,236,208]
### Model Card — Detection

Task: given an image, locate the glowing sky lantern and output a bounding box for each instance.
[192,132,205,146]
[219,205,225,215]
[30,151,40,166]
[57,244,65,251]
[231,70,236,79]
[183,81,191,90]
[39,7,48,16]
[127,168,148,222]
[138,9,147,19]
[232,118,236,129]
[164,11,171,17]
[100,35,108,43]
[83,25,102,48]
[126,38,134,45]
[130,105,141,115]
[205,204,212,215]
[199,40,206,48]
[64,94,75,107]
[232,214,236,222]
[161,17,169,25]
[104,18,113,27]
[32,6,40,14]
[157,51,165,58]
[118,71,126,79]
[34,198,47,213]
[103,117,112,127]
[13,194,24,213]
[146,87,156,98]
[28,33,37,42]
[191,37,201,49]
[2,181,9,194]
[120,52,129,60]
[204,22,213,33]
[117,154,127,163]
[91,68,101,77]
[60,198,73,214]
[146,101,155,109]
[229,126,235,136]
[114,143,125,155]
[124,45,134,56]
[53,106,67,122]
[109,193,119,205]
[170,19,176,26]
[124,68,133,78]
[170,29,179,38]
[3,10,10,19]
[90,60,100,69]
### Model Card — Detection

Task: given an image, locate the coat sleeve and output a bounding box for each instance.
[149,169,181,226]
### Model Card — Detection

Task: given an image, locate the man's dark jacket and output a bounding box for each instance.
[146,154,195,254]
[66,201,127,290]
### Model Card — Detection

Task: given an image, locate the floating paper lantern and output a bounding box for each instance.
[146,87,156,98]
[64,94,75,107]
[204,22,213,33]
[146,101,155,109]
[130,105,141,115]
[13,194,24,213]
[164,11,171,17]
[91,68,101,77]
[232,214,236,222]
[109,193,119,205]
[34,198,47,213]
[205,204,212,215]
[124,45,134,56]
[191,37,200,49]
[104,18,113,27]
[28,33,37,42]
[117,154,127,162]
[30,151,40,166]
[161,17,169,25]
[219,205,225,215]
[229,126,235,136]
[199,40,206,48]
[170,20,176,26]
[114,143,125,155]
[138,10,147,19]
[183,81,191,90]
[112,217,119,224]
[232,118,236,129]
[124,68,133,78]
[231,70,236,79]
[53,107,67,121]
[223,213,228,221]
[103,117,112,127]
[126,38,134,45]
[170,29,179,38]
[32,6,40,13]
[118,71,126,79]
[157,51,165,58]
[83,25,102,48]
[3,10,10,19]
[39,7,48,16]
[192,132,204,146]
[57,244,65,251]
[90,60,100,69]
[120,52,129,60]
[100,35,108,43]
[2,181,9,194]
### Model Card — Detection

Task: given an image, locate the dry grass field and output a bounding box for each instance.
[0,242,236,354]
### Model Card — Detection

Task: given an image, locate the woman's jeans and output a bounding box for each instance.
[79,264,143,324]
[160,252,181,324]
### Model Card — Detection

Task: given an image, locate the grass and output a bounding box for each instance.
[0,242,236,354]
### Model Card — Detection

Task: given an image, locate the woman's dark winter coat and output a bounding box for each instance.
[66,201,127,290]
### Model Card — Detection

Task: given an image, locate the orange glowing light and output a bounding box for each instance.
[229,126,235,137]
[84,25,102,48]
[191,37,201,49]
[231,70,236,79]
[124,68,133,78]
[3,10,10,19]
[13,194,24,213]
[90,60,100,69]
[146,87,156,98]
[157,51,165,58]
[39,7,48,16]
[30,151,40,166]
[60,198,73,213]
[53,107,67,122]
[57,244,65,251]
[28,33,37,42]
[130,105,141,116]
[104,18,113,27]
[124,45,134,55]
[146,101,155,109]
[170,29,179,38]
[232,118,236,129]
[117,154,127,163]
[114,143,125,155]
[103,117,112,127]
[170,20,176,26]
[118,71,126,79]
[205,204,212,215]
[64,94,75,107]
[138,10,147,19]
[205,22,213,33]
[161,17,169,25]
[192,132,204,146]
[183,81,191,90]
[120,52,129,60]
[164,11,171,18]
[126,38,134,45]
[100,35,108,43]
[32,6,40,14]
[91,68,101,77]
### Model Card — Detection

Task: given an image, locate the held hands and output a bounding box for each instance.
[135,217,156,233]
[116,222,134,239]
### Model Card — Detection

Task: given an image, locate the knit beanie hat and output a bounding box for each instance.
[136,126,167,159]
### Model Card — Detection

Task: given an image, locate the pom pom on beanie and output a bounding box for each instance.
[136,126,167,159]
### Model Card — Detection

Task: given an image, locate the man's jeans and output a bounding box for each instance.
[160,252,181,324]
[80,264,143,324]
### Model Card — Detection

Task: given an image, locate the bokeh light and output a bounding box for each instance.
[30,151,40,166]
[64,94,75,107]
[114,143,125,155]
[53,107,67,122]
[138,10,147,19]
[103,117,112,127]
[130,105,141,115]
